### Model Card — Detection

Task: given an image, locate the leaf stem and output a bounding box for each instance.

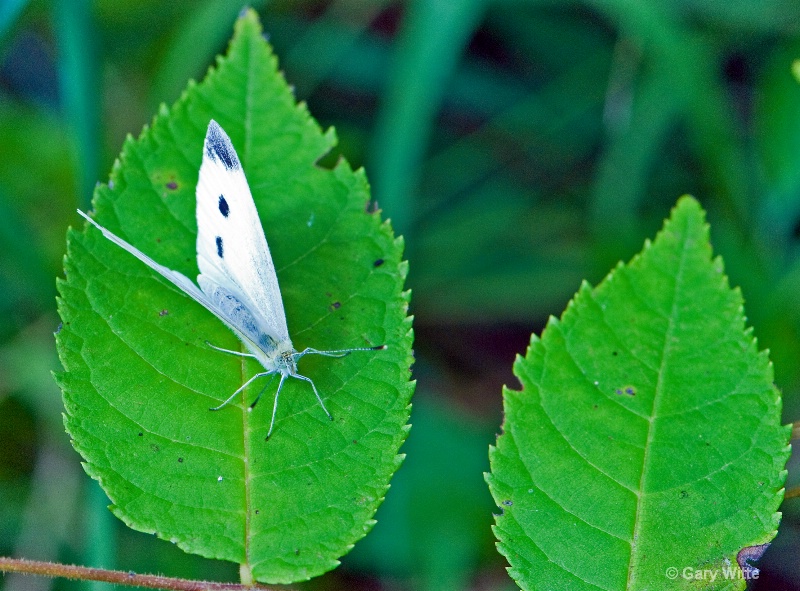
[0,557,277,591]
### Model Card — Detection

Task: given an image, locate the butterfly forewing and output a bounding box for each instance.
[195,120,291,346]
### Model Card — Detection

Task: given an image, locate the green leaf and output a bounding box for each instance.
[55,9,413,585]
[487,196,789,590]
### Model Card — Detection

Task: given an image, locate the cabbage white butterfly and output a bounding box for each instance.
[78,120,383,439]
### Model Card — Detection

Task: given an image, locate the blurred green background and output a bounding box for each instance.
[1,1,800,590]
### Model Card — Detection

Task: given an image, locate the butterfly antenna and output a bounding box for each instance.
[293,374,334,422]
[210,371,268,411]
[266,374,288,441]
[296,345,386,359]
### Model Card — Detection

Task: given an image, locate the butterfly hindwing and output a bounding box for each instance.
[195,120,291,346]
[197,275,280,355]
[78,210,273,350]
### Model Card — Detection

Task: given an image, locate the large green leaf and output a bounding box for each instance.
[55,9,413,585]
[487,197,789,590]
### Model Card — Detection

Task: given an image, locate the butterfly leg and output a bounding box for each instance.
[266,374,288,441]
[205,340,256,358]
[210,371,270,411]
[248,373,277,411]
[293,374,334,422]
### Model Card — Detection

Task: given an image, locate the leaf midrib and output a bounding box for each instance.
[626,227,691,590]
[241,29,258,576]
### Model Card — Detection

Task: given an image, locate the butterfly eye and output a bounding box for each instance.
[218,195,230,217]
[216,236,224,258]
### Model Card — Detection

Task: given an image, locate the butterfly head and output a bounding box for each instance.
[273,343,298,377]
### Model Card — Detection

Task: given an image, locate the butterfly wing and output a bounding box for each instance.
[77,210,274,363]
[196,120,291,348]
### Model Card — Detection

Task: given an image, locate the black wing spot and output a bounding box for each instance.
[218,195,230,217]
[205,121,240,171]
[216,236,224,258]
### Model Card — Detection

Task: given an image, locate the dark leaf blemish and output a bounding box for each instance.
[216,236,224,258]
[373,258,384,267]
[159,309,169,317]
[166,181,178,190]
[737,543,770,580]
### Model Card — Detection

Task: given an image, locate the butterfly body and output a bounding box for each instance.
[79,120,382,439]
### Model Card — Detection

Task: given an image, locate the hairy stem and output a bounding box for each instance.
[0,557,276,591]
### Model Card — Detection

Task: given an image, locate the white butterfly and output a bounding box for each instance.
[78,120,383,439]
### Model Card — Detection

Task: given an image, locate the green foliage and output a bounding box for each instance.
[487,197,790,590]
[53,0,100,207]
[55,10,413,585]
[0,105,75,339]
[345,397,497,591]
[2,1,800,589]
[369,0,488,236]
